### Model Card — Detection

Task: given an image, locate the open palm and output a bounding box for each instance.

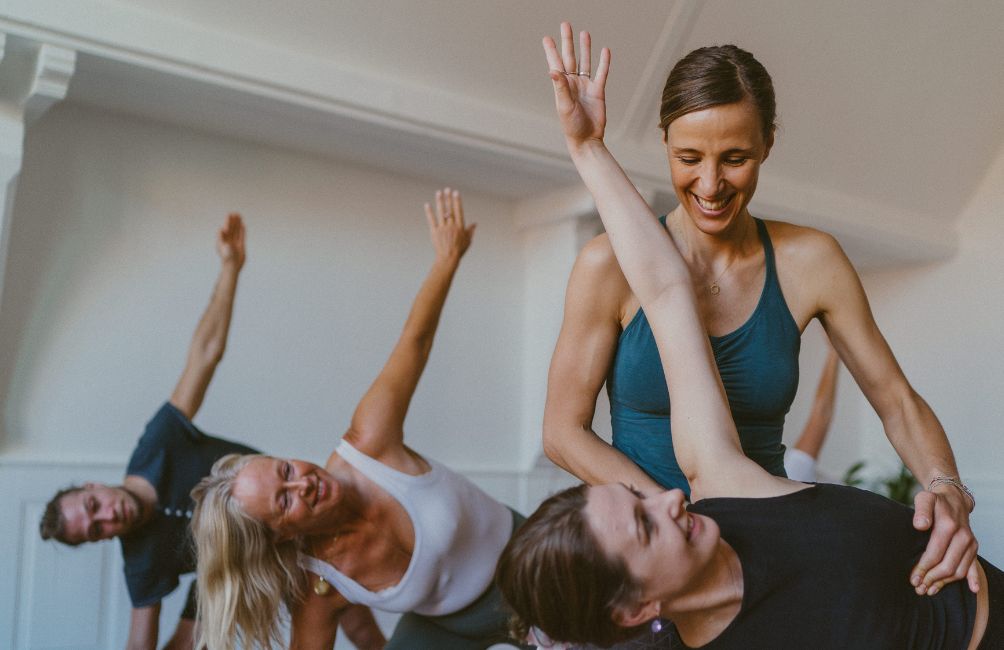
[542,22,611,146]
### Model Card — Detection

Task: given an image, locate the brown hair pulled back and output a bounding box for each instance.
[659,44,777,139]
[495,484,645,647]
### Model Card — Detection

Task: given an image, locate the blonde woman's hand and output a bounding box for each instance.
[542,22,611,151]
[425,188,475,264]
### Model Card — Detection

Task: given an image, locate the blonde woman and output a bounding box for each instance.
[191,189,528,650]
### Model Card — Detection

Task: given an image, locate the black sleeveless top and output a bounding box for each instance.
[674,484,980,649]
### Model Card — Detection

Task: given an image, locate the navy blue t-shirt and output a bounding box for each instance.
[120,403,258,608]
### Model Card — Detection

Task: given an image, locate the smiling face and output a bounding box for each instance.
[59,483,144,544]
[231,457,340,541]
[585,485,720,605]
[666,99,773,238]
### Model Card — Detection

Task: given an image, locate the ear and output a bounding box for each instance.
[612,598,661,629]
[761,128,775,163]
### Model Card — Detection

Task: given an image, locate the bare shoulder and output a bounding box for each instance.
[576,232,623,276]
[329,430,428,476]
[569,233,632,309]
[762,219,845,266]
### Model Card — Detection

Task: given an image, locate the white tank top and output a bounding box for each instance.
[298,440,513,616]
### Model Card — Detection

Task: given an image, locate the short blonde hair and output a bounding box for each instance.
[190,453,304,650]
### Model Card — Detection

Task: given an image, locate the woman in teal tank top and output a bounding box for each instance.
[607,216,799,495]
[541,23,979,608]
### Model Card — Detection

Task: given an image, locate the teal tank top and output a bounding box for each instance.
[606,217,800,495]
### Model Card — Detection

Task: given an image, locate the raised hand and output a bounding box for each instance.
[216,212,246,269]
[424,188,475,263]
[542,22,611,149]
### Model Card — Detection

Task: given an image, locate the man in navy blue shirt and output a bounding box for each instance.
[39,215,383,649]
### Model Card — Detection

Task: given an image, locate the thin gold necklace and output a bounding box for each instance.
[707,219,751,296]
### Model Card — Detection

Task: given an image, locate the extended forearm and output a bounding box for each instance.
[398,257,460,353]
[568,142,691,302]
[188,261,241,365]
[881,389,965,500]
[544,418,663,494]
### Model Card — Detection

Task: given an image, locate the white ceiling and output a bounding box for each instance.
[4,0,1004,267]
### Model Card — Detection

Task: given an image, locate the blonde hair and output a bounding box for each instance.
[190,453,304,650]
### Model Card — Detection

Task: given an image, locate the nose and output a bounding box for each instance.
[287,475,313,495]
[654,488,687,518]
[696,161,724,197]
[96,501,118,523]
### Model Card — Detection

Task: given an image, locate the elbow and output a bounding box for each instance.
[541,419,570,466]
[195,340,226,367]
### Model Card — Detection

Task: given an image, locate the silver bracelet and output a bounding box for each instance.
[928,476,975,510]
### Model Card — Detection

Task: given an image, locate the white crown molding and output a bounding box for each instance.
[24,41,75,123]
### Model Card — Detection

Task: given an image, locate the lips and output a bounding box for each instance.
[691,192,734,215]
[315,477,326,506]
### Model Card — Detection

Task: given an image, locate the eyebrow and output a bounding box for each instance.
[671,146,755,155]
[273,460,285,517]
[621,484,649,545]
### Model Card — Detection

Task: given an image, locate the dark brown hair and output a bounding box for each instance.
[659,44,777,139]
[39,485,85,545]
[495,484,645,647]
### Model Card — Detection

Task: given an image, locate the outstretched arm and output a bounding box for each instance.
[812,238,978,594]
[346,189,475,456]
[170,214,245,420]
[541,25,778,502]
[792,346,840,459]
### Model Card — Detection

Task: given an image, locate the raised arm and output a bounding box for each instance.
[169,214,245,420]
[542,25,777,501]
[346,189,475,457]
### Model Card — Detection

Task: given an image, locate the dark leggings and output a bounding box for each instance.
[385,510,531,650]
[977,557,1004,649]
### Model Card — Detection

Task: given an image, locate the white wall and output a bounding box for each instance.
[847,146,1004,564]
[0,103,524,471]
[0,102,534,647]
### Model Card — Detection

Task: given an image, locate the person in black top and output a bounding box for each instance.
[494,24,1001,649]
[38,215,384,650]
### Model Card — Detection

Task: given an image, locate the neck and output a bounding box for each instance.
[661,540,744,643]
[122,475,156,527]
[668,206,755,264]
